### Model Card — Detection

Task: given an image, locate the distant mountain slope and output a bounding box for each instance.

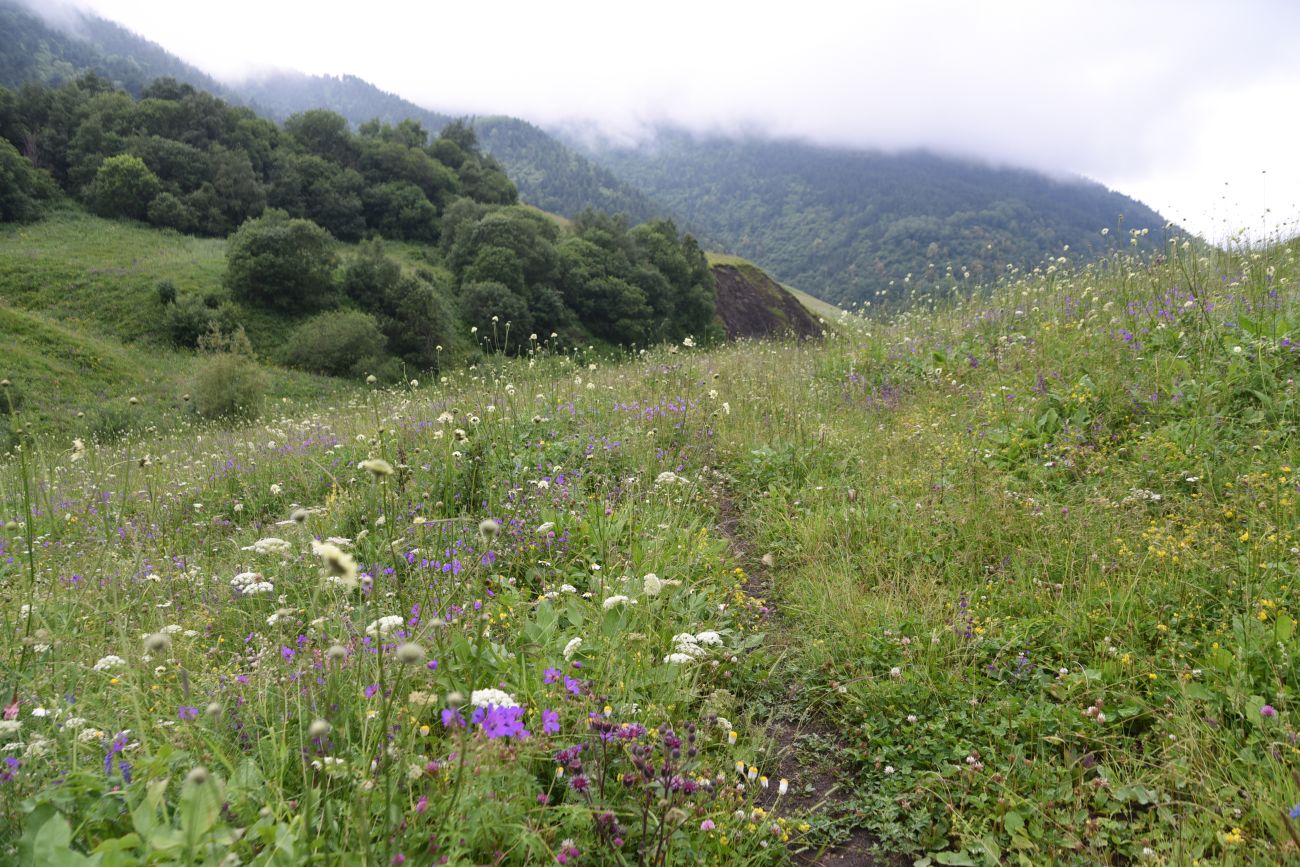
[235,77,664,224]
[233,71,453,133]
[0,0,236,98]
[474,117,662,224]
[577,130,1174,307]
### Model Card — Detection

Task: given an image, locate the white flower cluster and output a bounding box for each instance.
[93,655,126,671]
[241,537,293,557]
[470,688,518,708]
[365,615,405,637]
[664,630,725,664]
[231,572,274,595]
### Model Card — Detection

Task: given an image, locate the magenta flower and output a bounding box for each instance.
[1261,704,1278,718]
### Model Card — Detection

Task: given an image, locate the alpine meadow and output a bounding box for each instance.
[3,1,1300,865]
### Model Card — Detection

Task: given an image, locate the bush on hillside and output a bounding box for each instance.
[282,309,386,378]
[89,154,161,221]
[0,139,57,222]
[192,326,265,421]
[224,210,338,312]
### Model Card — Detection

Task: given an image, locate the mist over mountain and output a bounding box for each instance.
[567,129,1174,306]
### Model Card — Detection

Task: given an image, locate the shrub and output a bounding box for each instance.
[162,295,242,348]
[460,281,532,352]
[89,154,161,221]
[282,309,386,378]
[156,279,178,306]
[224,210,338,312]
[192,326,265,421]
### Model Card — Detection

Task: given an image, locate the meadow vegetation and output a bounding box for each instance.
[3,229,1300,866]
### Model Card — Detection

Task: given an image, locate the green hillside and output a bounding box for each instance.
[579,129,1175,307]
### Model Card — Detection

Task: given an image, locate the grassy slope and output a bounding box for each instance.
[5,213,1300,864]
[0,209,353,438]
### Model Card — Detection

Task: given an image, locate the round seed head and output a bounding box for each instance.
[395,642,426,665]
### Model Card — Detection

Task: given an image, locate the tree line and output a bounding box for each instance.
[0,74,720,381]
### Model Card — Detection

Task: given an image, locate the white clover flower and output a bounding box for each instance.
[642,573,663,596]
[602,595,633,611]
[242,537,293,557]
[365,615,405,637]
[562,636,583,659]
[889,666,902,678]
[559,584,577,594]
[470,688,518,708]
[93,655,126,672]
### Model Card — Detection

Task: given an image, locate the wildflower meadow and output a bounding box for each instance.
[4,229,1300,865]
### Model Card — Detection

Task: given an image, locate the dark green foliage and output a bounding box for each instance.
[0,138,56,221]
[463,245,524,294]
[0,73,514,241]
[378,273,456,372]
[343,240,455,371]
[581,130,1173,306]
[460,281,532,350]
[155,279,177,305]
[224,210,338,312]
[88,153,159,219]
[162,294,242,348]
[282,308,386,378]
[361,181,439,242]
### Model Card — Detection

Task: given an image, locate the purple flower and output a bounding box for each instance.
[0,756,19,783]
[177,705,200,720]
[441,707,465,728]
[471,704,531,739]
[543,667,562,684]
[364,684,380,700]
[281,646,295,661]
[542,708,560,735]
[1261,704,1278,718]
[1290,804,1300,820]
[564,676,582,696]
[568,774,590,793]
[700,818,716,831]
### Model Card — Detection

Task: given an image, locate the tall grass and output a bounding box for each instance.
[2,229,1299,865]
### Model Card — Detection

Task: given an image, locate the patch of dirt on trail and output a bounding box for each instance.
[714,494,895,867]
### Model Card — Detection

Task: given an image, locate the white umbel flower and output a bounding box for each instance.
[470,688,518,708]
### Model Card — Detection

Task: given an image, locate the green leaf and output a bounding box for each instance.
[933,851,978,866]
[1003,811,1025,835]
[180,778,221,840]
[1276,612,1294,643]
[32,812,91,867]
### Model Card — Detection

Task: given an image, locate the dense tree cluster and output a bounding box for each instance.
[0,74,722,376]
[0,75,517,238]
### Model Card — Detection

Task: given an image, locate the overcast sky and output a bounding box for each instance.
[55,0,1300,242]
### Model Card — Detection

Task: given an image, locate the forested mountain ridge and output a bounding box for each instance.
[575,129,1174,307]
[0,0,237,99]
